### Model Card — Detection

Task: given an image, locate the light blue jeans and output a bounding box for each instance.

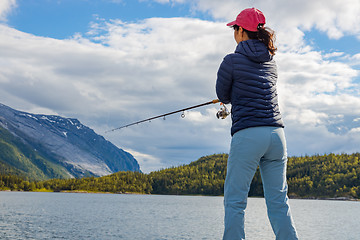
[223,127,298,240]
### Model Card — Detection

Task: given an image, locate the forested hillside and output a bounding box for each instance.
[1,153,359,199]
[0,126,71,180]
[287,153,359,198]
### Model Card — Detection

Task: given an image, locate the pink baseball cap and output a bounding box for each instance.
[227,8,266,32]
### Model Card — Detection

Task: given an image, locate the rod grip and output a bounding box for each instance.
[212,99,220,104]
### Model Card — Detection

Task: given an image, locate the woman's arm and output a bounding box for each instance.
[216,55,233,104]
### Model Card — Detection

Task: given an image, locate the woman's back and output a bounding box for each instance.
[216,39,283,136]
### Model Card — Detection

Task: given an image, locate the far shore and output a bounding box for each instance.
[1,189,359,201]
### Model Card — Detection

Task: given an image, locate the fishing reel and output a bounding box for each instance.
[216,103,230,119]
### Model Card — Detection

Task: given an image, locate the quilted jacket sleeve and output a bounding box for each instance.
[216,54,233,104]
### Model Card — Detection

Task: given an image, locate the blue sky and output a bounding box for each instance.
[305,31,359,56]
[7,0,206,38]
[1,0,360,172]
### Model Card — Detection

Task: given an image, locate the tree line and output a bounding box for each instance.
[1,153,359,199]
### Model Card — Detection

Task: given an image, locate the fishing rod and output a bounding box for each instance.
[106,99,229,133]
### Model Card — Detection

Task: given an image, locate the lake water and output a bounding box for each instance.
[0,192,359,240]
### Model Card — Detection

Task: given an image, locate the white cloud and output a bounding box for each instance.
[324,52,345,59]
[122,148,163,173]
[181,0,360,38]
[349,127,360,133]
[0,0,16,21]
[152,0,360,52]
[348,53,360,67]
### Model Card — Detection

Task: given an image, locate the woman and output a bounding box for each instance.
[216,8,299,240]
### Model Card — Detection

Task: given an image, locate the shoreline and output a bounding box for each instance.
[289,196,359,202]
[1,189,359,201]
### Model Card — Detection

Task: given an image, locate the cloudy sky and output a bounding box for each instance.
[1,0,359,173]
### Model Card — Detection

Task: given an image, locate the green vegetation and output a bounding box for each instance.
[287,153,360,199]
[0,126,70,180]
[149,154,227,195]
[1,153,360,200]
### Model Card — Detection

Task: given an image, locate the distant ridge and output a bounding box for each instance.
[0,103,140,180]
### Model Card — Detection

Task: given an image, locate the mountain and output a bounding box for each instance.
[0,103,140,180]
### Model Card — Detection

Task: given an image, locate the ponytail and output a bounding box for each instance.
[244,25,277,55]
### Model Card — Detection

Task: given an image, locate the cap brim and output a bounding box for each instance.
[226,20,237,26]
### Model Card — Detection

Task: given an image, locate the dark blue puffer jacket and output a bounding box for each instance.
[216,39,284,136]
